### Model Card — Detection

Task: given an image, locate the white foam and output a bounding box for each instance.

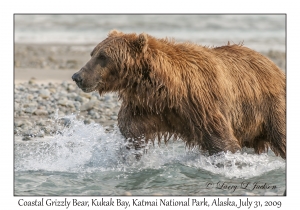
[14,115,285,179]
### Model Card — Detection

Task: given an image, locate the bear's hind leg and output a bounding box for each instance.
[203,130,242,156]
[268,126,286,159]
[266,100,286,159]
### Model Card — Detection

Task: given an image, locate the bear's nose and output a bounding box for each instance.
[72,72,83,84]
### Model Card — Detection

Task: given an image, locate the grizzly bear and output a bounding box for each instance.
[72,30,286,160]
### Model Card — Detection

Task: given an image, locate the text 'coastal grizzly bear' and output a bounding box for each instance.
[72,30,286,159]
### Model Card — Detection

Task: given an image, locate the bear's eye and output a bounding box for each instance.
[97,54,108,67]
[98,54,106,60]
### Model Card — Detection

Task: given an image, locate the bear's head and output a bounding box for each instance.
[72,30,149,94]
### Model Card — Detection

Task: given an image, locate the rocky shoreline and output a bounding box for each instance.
[14,79,121,141]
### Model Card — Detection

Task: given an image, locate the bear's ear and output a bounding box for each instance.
[134,33,148,53]
[108,29,124,37]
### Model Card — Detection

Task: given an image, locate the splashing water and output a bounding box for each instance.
[14,114,286,195]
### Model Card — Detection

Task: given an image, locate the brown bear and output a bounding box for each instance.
[72,30,286,160]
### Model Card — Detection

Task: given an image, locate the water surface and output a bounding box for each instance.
[15,115,286,196]
[14,14,285,52]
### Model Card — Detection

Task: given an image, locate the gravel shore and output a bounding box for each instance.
[14,43,286,141]
[14,80,121,140]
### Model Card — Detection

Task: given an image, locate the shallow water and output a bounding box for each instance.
[14,14,285,52]
[14,114,286,196]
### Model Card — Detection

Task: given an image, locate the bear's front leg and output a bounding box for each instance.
[118,115,153,160]
[118,106,171,159]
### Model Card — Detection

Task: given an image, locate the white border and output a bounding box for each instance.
[3,0,299,209]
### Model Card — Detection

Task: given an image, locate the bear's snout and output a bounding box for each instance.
[72,68,100,93]
[72,72,83,85]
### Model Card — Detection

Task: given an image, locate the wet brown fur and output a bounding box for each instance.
[74,30,286,159]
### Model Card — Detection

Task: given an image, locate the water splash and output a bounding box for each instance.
[14,115,285,179]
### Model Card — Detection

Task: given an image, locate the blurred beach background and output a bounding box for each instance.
[14,14,286,196]
[15,14,285,82]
